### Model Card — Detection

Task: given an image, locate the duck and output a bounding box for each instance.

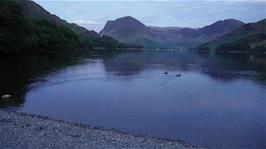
[176,74,181,77]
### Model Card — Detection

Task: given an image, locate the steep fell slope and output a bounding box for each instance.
[100,16,244,49]
[0,0,132,53]
[197,19,266,52]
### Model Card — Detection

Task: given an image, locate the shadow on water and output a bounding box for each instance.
[0,50,118,108]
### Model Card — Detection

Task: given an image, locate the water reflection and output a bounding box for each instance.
[0,51,97,107]
[103,51,266,83]
[0,51,266,107]
[103,51,145,76]
[0,51,265,148]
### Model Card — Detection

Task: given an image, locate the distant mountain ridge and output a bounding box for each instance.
[148,26,184,32]
[100,16,244,49]
[197,19,266,52]
[2,0,264,52]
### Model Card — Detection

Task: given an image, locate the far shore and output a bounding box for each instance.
[1,46,265,55]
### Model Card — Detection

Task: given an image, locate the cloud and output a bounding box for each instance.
[73,19,98,25]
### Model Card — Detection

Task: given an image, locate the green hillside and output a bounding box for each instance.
[0,0,135,53]
[197,19,266,52]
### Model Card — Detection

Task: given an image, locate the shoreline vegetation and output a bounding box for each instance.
[0,0,142,53]
[1,48,265,55]
[0,110,194,149]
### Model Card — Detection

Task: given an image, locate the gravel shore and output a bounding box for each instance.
[0,110,194,149]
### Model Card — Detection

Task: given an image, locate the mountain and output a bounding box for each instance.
[0,0,133,53]
[148,27,184,32]
[100,16,159,47]
[100,16,244,49]
[16,0,100,39]
[197,19,266,52]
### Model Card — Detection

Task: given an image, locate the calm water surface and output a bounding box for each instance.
[0,51,265,148]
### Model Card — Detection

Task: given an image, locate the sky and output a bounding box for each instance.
[33,0,266,32]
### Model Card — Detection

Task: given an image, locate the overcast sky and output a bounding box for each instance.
[33,0,266,32]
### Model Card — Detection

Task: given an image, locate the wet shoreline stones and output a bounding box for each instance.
[1,95,12,101]
[0,110,193,149]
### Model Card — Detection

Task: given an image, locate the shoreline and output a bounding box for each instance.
[1,47,265,55]
[0,110,195,149]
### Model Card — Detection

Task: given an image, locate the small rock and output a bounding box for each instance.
[164,72,168,74]
[1,94,12,100]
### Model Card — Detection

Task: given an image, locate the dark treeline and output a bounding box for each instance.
[0,0,141,53]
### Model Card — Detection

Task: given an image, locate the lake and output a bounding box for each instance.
[0,51,265,148]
